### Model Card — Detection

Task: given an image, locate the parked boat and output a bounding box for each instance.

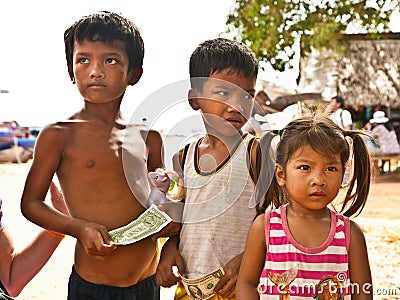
[0,120,38,163]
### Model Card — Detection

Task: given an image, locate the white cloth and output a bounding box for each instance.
[179,134,256,278]
[372,125,400,154]
[329,108,352,129]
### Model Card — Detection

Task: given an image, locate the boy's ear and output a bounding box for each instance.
[275,163,286,186]
[188,88,200,110]
[128,68,143,86]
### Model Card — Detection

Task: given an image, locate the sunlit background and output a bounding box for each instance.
[0,0,298,131]
[1,1,400,133]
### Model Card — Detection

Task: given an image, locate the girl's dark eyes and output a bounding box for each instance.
[299,165,310,170]
[298,165,338,172]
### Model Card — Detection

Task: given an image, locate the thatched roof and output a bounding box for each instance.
[298,33,400,108]
[338,33,400,108]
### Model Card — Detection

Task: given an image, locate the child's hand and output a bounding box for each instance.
[214,254,242,299]
[156,238,185,287]
[157,201,184,223]
[152,202,183,240]
[49,182,70,216]
[78,222,116,260]
[152,221,181,240]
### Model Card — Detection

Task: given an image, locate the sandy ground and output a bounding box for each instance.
[0,161,399,299]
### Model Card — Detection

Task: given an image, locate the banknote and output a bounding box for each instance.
[109,204,172,245]
[180,267,225,300]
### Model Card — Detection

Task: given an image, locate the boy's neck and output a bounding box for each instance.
[202,131,244,150]
[81,101,123,125]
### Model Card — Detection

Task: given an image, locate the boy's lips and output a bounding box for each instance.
[88,82,107,88]
[225,117,243,127]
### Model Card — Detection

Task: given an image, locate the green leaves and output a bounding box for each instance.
[225,0,399,71]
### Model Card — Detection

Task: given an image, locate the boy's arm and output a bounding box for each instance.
[20,125,115,259]
[147,132,183,239]
[236,214,266,300]
[144,129,164,172]
[213,252,243,298]
[348,221,373,299]
[156,235,185,287]
[156,147,187,286]
[20,125,72,233]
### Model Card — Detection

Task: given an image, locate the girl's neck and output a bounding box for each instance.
[286,203,330,220]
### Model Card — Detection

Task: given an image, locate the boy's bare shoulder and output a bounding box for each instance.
[40,118,84,136]
[37,114,92,148]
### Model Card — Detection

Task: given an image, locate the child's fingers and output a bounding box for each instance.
[156,262,179,287]
[215,278,235,298]
[99,228,115,246]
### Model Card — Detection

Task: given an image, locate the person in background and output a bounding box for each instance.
[326,95,353,130]
[368,110,400,154]
[367,110,400,173]
[0,182,68,299]
[236,114,373,299]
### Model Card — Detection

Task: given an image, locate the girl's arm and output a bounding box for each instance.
[0,227,64,297]
[236,213,266,300]
[348,220,373,300]
[0,183,68,297]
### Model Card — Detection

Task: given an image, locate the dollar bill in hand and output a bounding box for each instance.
[109,204,172,245]
[180,267,225,300]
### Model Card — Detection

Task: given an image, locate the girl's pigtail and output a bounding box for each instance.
[255,132,276,215]
[342,131,371,217]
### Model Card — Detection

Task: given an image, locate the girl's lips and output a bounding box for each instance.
[309,192,326,199]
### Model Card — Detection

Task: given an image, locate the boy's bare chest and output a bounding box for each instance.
[62,126,146,170]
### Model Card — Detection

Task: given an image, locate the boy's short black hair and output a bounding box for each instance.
[189,38,259,89]
[64,11,144,79]
[332,96,345,108]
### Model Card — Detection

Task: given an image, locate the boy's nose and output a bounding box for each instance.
[90,62,105,79]
[226,95,247,113]
[227,102,244,113]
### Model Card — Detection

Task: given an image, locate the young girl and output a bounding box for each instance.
[236,114,373,299]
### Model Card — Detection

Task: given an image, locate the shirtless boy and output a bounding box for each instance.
[20,11,172,299]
